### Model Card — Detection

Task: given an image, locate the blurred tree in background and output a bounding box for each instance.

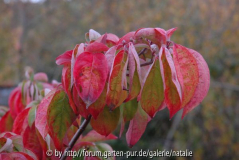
[0,0,239,159]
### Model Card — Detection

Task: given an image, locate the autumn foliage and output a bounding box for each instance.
[0,28,210,159]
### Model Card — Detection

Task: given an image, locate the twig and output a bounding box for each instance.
[140,51,154,67]
[162,111,182,160]
[140,60,153,67]
[138,48,147,56]
[60,115,92,160]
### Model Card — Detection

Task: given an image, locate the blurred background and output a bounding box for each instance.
[0,0,239,159]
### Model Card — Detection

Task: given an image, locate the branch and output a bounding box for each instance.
[60,115,92,160]
[140,60,153,67]
[138,48,147,57]
[162,111,181,160]
[140,51,154,67]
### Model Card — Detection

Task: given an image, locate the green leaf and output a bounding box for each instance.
[27,101,38,127]
[96,143,115,160]
[123,98,138,122]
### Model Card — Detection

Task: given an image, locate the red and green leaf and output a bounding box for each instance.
[62,65,78,114]
[126,103,150,147]
[107,50,128,109]
[139,56,164,118]
[90,107,120,136]
[47,89,76,150]
[74,52,108,108]
[125,43,142,102]
[161,47,182,118]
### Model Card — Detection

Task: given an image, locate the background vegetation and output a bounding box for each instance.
[0,0,239,159]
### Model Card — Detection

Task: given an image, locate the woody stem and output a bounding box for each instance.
[60,115,92,160]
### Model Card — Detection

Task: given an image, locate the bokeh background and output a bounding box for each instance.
[0,0,239,159]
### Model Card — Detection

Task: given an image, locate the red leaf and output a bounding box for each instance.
[117,31,135,45]
[56,50,73,66]
[182,49,210,118]
[126,103,150,147]
[8,87,25,118]
[85,42,109,53]
[12,108,30,135]
[62,66,78,113]
[23,124,43,160]
[71,43,85,88]
[73,86,89,119]
[90,107,120,136]
[105,33,119,44]
[166,28,177,40]
[35,90,56,139]
[105,46,117,77]
[74,52,108,108]
[0,111,14,132]
[35,128,48,156]
[80,130,117,142]
[34,72,48,82]
[88,84,107,119]
[134,28,167,47]
[96,33,119,45]
[172,44,199,108]
[161,47,182,118]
